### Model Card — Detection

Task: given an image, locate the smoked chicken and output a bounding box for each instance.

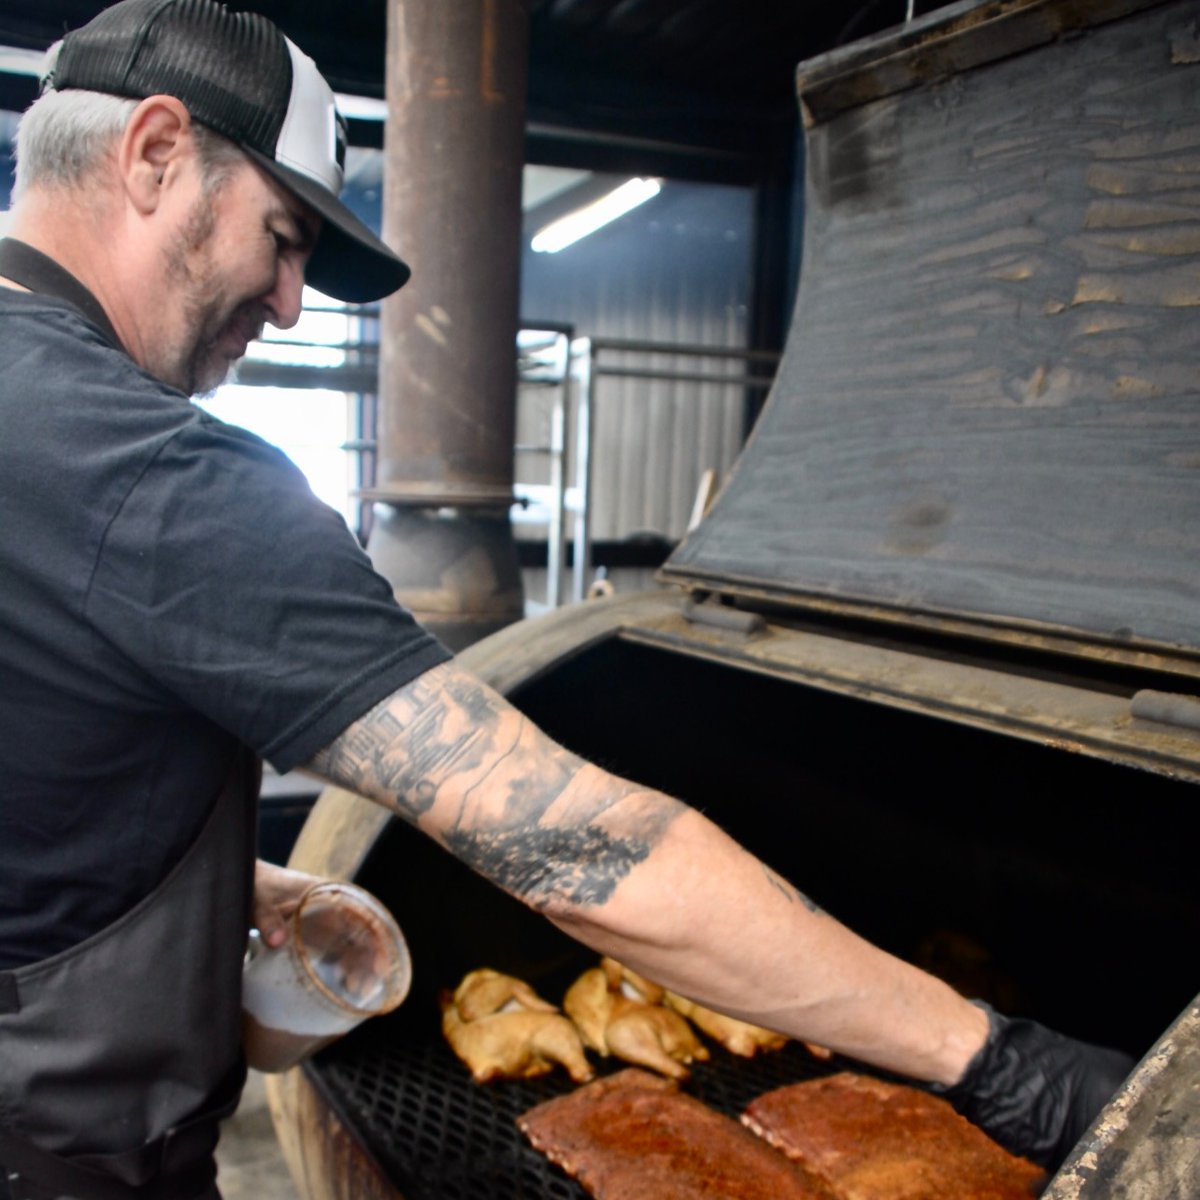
[601,957,665,1004]
[602,955,789,1060]
[564,964,708,1080]
[663,991,789,1058]
[452,966,559,1020]
[441,969,593,1084]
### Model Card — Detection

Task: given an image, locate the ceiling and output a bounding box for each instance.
[0,0,956,181]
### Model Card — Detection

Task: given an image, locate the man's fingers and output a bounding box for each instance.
[256,910,289,948]
[253,860,324,947]
[251,885,291,946]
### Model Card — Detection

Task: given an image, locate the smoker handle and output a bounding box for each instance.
[682,596,765,635]
[1129,689,1200,732]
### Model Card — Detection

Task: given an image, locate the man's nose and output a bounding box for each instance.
[265,255,306,330]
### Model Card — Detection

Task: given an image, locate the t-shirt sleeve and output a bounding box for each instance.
[85,414,452,772]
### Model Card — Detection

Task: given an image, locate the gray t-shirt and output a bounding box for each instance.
[0,286,449,968]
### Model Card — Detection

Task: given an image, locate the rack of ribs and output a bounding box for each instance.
[741,1072,1045,1200]
[517,1068,837,1199]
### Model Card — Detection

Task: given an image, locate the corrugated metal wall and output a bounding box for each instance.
[518,179,757,544]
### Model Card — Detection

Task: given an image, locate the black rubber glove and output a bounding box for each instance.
[931,1001,1135,1172]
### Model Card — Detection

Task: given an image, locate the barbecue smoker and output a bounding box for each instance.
[266,0,1200,1196]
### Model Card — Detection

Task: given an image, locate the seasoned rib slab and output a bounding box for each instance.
[742,1072,1045,1200]
[518,1068,836,1200]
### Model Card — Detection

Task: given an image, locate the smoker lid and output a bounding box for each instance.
[662,0,1200,663]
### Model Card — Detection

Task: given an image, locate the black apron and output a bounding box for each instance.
[0,754,257,1200]
[0,239,258,1200]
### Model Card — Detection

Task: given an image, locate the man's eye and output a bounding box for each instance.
[273,232,291,254]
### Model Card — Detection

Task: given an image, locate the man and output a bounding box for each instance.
[0,2,1132,1198]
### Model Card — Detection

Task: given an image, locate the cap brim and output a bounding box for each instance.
[245,147,411,303]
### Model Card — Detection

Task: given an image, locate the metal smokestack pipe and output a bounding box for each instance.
[365,0,528,651]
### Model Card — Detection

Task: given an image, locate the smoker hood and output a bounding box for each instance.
[661,0,1200,675]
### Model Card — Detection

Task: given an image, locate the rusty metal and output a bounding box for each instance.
[660,577,1200,685]
[663,0,1200,671]
[618,598,1200,785]
[272,587,1200,1198]
[1044,994,1200,1199]
[366,0,529,649]
[794,0,1176,127]
[365,504,523,650]
[265,1061,397,1200]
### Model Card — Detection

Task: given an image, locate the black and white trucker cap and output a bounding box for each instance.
[43,0,410,302]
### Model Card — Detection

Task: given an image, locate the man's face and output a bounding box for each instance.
[155,156,319,396]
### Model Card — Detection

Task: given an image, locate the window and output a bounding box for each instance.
[195,290,377,533]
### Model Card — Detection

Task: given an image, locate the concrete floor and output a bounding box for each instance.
[216,1071,299,1200]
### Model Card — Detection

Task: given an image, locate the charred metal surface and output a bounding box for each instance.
[672,580,1200,687]
[1045,995,1200,1199]
[277,587,1199,1199]
[376,0,526,504]
[682,594,766,635]
[366,0,528,648]
[1130,689,1200,733]
[620,599,1200,784]
[264,1063,400,1200]
[794,0,1174,127]
[664,0,1200,666]
[365,505,523,652]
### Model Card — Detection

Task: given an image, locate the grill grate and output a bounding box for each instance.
[315,1011,842,1200]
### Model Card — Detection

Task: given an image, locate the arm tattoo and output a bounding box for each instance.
[443,824,653,910]
[308,666,683,909]
[763,864,825,915]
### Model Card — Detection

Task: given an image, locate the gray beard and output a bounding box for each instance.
[164,194,233,396]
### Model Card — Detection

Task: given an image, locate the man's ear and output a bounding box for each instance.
[118,95,194,215]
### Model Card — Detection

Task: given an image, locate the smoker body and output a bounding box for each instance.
[267,591,1199,1200]
[267,0,1200,1194]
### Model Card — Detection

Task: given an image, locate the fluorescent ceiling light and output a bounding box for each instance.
[531,177,661,253]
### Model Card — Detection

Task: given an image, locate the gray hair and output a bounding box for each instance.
[13,89,138,201]
[13,49,245,203]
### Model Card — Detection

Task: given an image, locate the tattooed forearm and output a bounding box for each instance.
[763,864,825,914]
[444,825,652,909]
[308,668,526,822]
[308,699,438,814]
[306,662,685,908]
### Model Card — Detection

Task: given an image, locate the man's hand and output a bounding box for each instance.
[252,859,325,949]
[933,1001,1135,1170]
